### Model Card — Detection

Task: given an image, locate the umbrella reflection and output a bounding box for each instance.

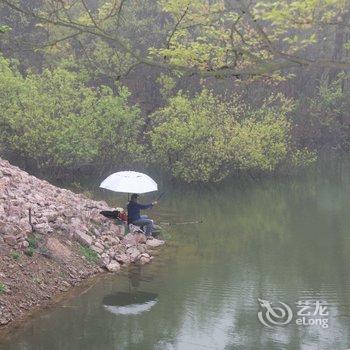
[103,291,158,315]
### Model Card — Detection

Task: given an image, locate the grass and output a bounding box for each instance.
[25,234,40,257]
[0,283,6,294]
[25,247,35,257]
[79,245,99,264]
[11,251,21,260]
[27,235,38,249]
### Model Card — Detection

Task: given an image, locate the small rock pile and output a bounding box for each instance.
[0,158,164,272]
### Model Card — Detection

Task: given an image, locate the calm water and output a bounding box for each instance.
[2,163,350,349]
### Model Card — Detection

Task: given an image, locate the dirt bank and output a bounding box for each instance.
[0,158,164,328]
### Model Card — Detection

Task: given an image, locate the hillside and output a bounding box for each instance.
[0,158,164,327]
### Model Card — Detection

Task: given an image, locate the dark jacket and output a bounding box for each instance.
[127,201,153,223]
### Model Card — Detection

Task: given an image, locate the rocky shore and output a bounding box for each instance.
[0,158,164,327]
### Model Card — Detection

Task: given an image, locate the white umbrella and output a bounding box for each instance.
[100,171,158,194]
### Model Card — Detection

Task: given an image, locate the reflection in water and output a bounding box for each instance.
[2,162,350,349]
[103,292,158,315]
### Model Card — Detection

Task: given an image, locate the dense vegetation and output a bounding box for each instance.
[0,57,143,175]
[0,0,350,183]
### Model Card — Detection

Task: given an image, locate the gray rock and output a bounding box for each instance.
[4,235,17,246]
[74,230,93,246]
[91,245,104,254]
[100,256,110,268]
[106,260,121,272]
[93,241,104,250]
[115,253,131,264]
[126,246,141,262]
[146,238,165,248]
[122,233,138,247]
[34,223,53,234]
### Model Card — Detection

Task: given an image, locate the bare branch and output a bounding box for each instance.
[166,6,189,49]
[1,0,350,80]
[23,31,82,51]
[116,0,126,27]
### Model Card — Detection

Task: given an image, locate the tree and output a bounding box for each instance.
[1,0,350,79]
[0,55,144,174]
[148,89,312,183]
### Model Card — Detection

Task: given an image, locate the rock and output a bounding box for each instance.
[18,218,32,234]
[0,317,11,326]
[134,232,147,244]
[62,280,70,288]
[1,223,20,236]
[108,236,120,245]
[46,237,72,260]
[34,223,53,234]
[139,256,151,265]
[93,228,101,237]
[74,230,93,246]
[137,244,147,253]
[106,260,121,272]
[4,235,17,246]
[146,238,165,248]
[0,221,7,235]
[91,245,104,254]
[115,225,125,237]
[93,241,104,250]
[99,256,110,267]
[46,211,59,222]
[122,233,138,246]
[20,240,29,248]
[126,246,141,262]
[115,253,131,264]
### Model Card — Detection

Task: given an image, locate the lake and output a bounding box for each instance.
[1,162,350,349]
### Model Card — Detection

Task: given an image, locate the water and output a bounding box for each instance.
[2,163,350,349]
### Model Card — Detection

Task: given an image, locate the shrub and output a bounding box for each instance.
[149,90,311,182]
[293,77,350,151]
[0,56,144,172]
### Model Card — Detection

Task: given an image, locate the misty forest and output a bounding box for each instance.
[0,0,350,183]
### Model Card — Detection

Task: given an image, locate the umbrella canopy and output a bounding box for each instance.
[100,171,157,194]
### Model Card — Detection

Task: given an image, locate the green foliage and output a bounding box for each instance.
[157,73,176,100]
[27,235,38,249]
[25,247,35,257]
[0,56,144,171]
[293,76,350,151]
[151,0,346,76]
[149,90,311,183]
[79,245,99,264]
[0,25,10,33]
[11,251,21,260]
[0,0,348,184]
[0,283,5,294]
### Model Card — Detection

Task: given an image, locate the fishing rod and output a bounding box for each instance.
[154,192,203,226]
[156,191,166,201]
[159,220,203,226]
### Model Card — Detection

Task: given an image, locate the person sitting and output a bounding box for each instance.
[127,194,157,236]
